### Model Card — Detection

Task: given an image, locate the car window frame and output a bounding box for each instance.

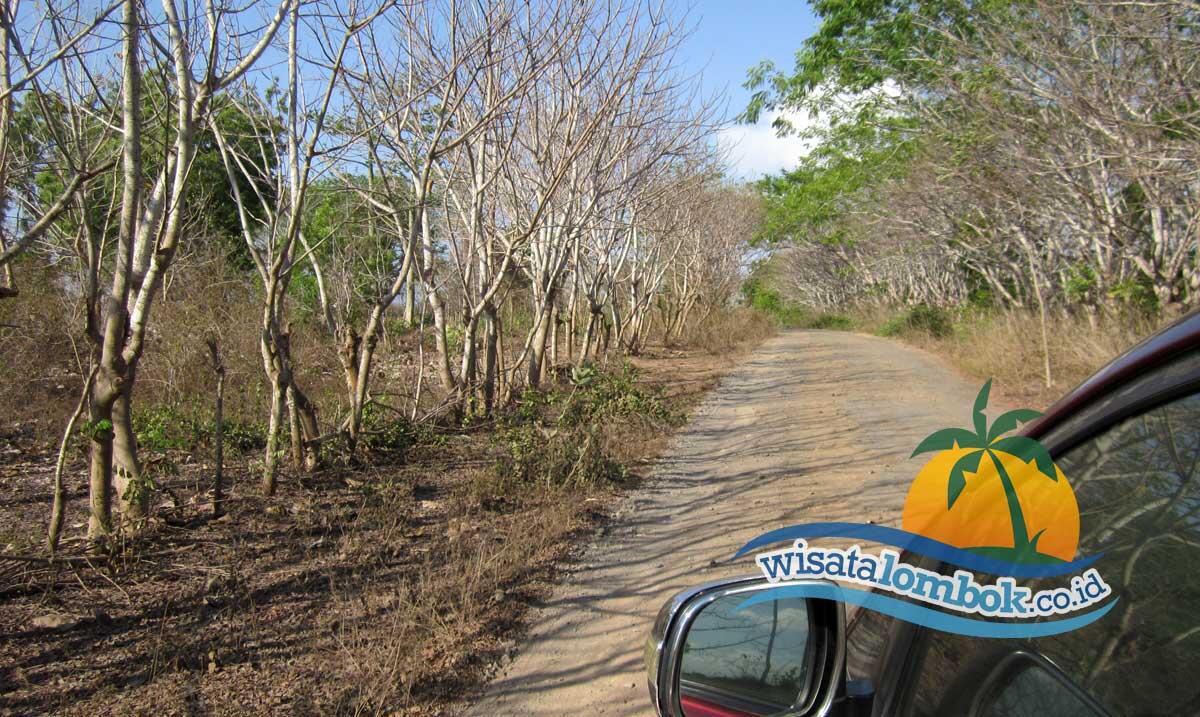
[967,650,1111,717]
[1030,348,1200,458]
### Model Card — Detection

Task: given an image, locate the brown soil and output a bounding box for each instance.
[0,347,737,717]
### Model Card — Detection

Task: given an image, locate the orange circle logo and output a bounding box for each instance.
[901,380,1080,565]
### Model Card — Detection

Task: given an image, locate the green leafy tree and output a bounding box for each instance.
[192,98,282,268]
[21,79,278,270]
[741,0,1003,123]
[297,174,412,323]
[753,118,915,246]
[739,0,1008,249]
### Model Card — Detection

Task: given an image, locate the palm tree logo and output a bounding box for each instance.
[910,380,1064,564]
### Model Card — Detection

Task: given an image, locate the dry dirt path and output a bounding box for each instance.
[464,330,987,716]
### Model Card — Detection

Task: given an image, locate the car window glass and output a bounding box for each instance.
[1034,388,1200,713]
[974,654,1107,717]
[845,551,938,691]
[679,593,811,712]
[844,601,894,682]
[899,379,1200,715]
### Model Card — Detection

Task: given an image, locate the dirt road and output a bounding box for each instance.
[464,330,986,716]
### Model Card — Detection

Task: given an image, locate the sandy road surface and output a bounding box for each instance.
[464,330,987,716]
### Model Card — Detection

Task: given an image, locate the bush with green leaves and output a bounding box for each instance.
[1107,276,1159,314]
[877,304,953,339]
[131,403,266,454]
[740,276,853,330]
[492,362,679,489]
[561,362,681,428]
[740,273,810,328]
[133,404,206,453]
[359,402,425,457]
[805,313,854,330]
[222,417,269,452]
[494,422,624,489]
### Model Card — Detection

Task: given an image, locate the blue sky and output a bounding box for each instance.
[680,1,819,179]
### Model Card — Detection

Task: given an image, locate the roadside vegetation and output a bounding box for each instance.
[0,0,772,713]
[741,0,1197,408]
[746,275,1162,408]
[2,346,755,714]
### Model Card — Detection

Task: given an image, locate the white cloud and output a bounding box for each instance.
[717,83,902,180]
[717,110,817,180]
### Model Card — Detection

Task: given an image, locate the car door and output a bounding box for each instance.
[893,346,1200,716]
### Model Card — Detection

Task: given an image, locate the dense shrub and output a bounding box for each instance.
[560,362,681,427]
[494,422,624,489]
[358,403,420,457]
[877,304,952,338]
[133,404,266,454]
[736,280,855,330]
[493,362,681,488]
[804,313,854,330]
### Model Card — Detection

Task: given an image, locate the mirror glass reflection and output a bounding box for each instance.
[679,593,812,716]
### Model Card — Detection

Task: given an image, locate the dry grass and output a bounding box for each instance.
[0,451,600,716]
[673,307,776,355]
[851,306,1170,410]
[0,249,432,459]
[0,317,765,716]
[324,473,600,715]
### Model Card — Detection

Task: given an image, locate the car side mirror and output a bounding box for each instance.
[646,576,849,717]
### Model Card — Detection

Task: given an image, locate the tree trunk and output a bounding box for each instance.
[527,298,555,388]
[86,385,116,544]
[403,262,416,325]
[420,211,456,394]
[50,368,97,553]
[262,375,285,496]
[87,0,141,545]
[287,385,303,471]
[207,340,225,519]
[458,315,480,416]
[430,294,456,393]
[1018,231,1053,389]
[111,387,147,531]
[482,305,499,415]
[339,326,364,454]
[579,308,599,363]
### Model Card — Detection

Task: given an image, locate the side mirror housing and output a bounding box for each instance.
[646,576,847,717]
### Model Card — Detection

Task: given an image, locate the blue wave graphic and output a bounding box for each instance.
[733,522,1100,578]
[737,583,1118,638]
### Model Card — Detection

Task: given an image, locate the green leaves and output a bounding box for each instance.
[989,435,1057,481]
[750,125,915,249]
[741,0,981,115]
[972,378,992,439]
[911,427,981,457]
[986,408,1042,443]
[80,419,114,441]
[947,449,983,508]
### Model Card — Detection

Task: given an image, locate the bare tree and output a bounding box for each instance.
[0,0,120,298]
[205,338,225,518]
[80,0,291,540]
[213,0,382,492]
